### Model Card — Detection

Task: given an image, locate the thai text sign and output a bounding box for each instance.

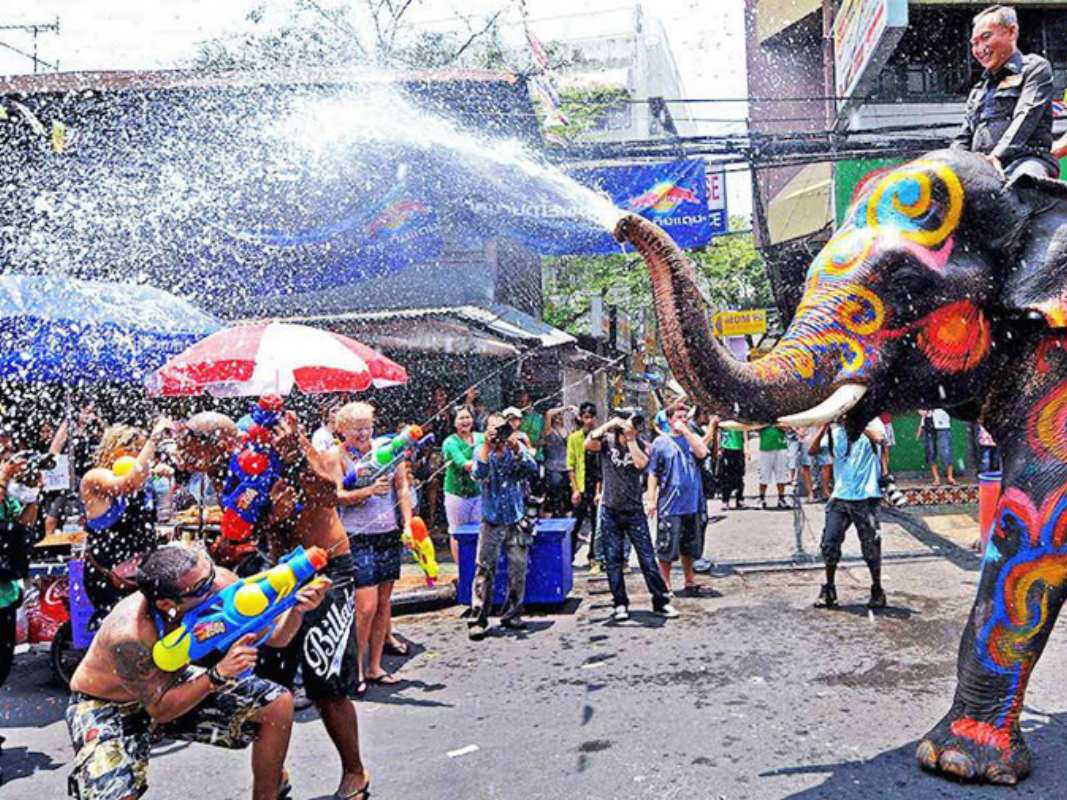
[712,309,767,337]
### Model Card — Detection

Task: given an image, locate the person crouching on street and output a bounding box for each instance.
[66,542,328,800]
[467,413,539,640]
[811,415,888,610]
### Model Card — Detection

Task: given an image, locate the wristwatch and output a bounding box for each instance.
[206,665,235,690]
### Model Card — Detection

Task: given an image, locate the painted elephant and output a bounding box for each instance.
[615,148,1067,785]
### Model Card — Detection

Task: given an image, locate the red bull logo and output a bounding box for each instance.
[627,180,699,215]
[368,199,428,236]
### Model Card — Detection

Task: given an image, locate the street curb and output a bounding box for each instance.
[391,582,457,615]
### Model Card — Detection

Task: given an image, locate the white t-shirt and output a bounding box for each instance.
[311,426,336,452]
[931,409,951,430]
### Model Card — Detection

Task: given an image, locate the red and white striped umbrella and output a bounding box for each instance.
[146,322,408,397]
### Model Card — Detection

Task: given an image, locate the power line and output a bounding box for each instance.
[0,17,59,73]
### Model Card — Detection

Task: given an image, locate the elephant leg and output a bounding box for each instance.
[917,482,1067,784]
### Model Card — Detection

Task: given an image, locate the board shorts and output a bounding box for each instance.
[66,674,285,800]
[758,449,788,485]
[655,513,704,562]
[256,553,358,701]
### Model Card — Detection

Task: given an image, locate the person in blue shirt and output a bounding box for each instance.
[811,416,887,610]
[646,401,710,596]
[468,413,539,640]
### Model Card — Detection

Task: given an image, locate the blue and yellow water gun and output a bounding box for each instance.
[152,545,329,673]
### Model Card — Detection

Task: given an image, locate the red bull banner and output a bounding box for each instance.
[565,158,719,254]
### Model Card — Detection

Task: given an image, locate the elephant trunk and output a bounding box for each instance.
[615,213,866,425]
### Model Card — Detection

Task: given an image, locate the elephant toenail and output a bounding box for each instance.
[985,763,1017,785]
[916,740,939,770]
[939,748,977,780]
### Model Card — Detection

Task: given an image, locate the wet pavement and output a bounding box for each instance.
[3,498,1067,799]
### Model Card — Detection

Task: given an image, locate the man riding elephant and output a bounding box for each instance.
[615,146,1067,785]
[953,5,1058,181]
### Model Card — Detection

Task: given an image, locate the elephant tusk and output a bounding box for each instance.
[776,384,869,428]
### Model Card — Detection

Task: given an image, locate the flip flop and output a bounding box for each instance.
[353,678,367,699]
[383,639,409,656]
[365,672,401,685]
[332,780,371,800]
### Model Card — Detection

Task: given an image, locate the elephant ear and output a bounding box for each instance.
[1001,175,1067,328]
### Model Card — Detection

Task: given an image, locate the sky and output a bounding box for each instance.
[0,0,751,216]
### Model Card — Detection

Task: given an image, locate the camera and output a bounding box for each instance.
[13,450,57,483]
[612,407,645,428]
[491,422,513,445]
[879,472,907,507]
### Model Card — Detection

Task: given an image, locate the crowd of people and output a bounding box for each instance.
[0,369,1008,799]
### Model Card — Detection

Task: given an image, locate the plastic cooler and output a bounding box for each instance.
[67,559,97,649]
[978,471,1002,554]
[454,518,574,607]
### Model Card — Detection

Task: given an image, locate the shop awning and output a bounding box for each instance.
[766,162,833,245]
[274,303,576,356]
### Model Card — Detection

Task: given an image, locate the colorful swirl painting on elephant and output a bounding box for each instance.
[615,147,1067,784]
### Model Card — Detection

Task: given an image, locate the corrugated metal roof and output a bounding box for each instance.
[269,303,576,349]
[0,66,520,96]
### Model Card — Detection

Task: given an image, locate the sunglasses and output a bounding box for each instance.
[180,564,216,600]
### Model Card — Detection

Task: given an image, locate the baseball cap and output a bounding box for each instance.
[501,406,523,420]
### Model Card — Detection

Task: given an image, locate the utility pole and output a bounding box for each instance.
[0,17,60,73]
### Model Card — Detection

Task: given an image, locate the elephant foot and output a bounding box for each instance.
[916,709,1031,785]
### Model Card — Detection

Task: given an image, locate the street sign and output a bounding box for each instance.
[712,309,767,338]
[833,0,908,125]
[706,167,728,237]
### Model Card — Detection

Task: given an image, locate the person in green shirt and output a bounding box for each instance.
[515,389,545,461]
[718,426,747,510]
[441,408,485,567]
[758,425,789,509]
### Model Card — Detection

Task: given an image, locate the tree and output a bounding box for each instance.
[543,216,770,334]
[192,0,511,70]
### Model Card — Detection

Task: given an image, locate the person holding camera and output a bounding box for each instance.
[467,413,539,640]
[811,416,887,610]
[80,419,172,625]
[586,413,676,622]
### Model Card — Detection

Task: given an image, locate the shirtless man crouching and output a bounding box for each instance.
[66,543,328,800]
[254,433,371,800]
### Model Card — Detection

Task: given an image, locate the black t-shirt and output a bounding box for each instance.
[599,432,647,513]
[583,448,600,495]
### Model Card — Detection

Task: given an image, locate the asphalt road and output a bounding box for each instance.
[4,501,1067,799]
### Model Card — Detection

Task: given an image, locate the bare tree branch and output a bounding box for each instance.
[446,8,504,65]
[303,0,368,56]
[387,0,420,51]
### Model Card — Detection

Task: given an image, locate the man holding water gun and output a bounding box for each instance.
[66,542,328,800]
[254,415,371,800]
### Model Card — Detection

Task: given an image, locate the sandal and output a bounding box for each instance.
[353,678,367,698]
[278,770,292,800]
[332,780,371,800]
[365,671,401,685]
[383,638,409,656]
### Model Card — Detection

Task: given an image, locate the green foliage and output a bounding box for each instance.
[192,0,509,71]
[543,216,769,334]
[550,85,631,142]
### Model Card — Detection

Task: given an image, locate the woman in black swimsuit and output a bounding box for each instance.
[79,419,171,625]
